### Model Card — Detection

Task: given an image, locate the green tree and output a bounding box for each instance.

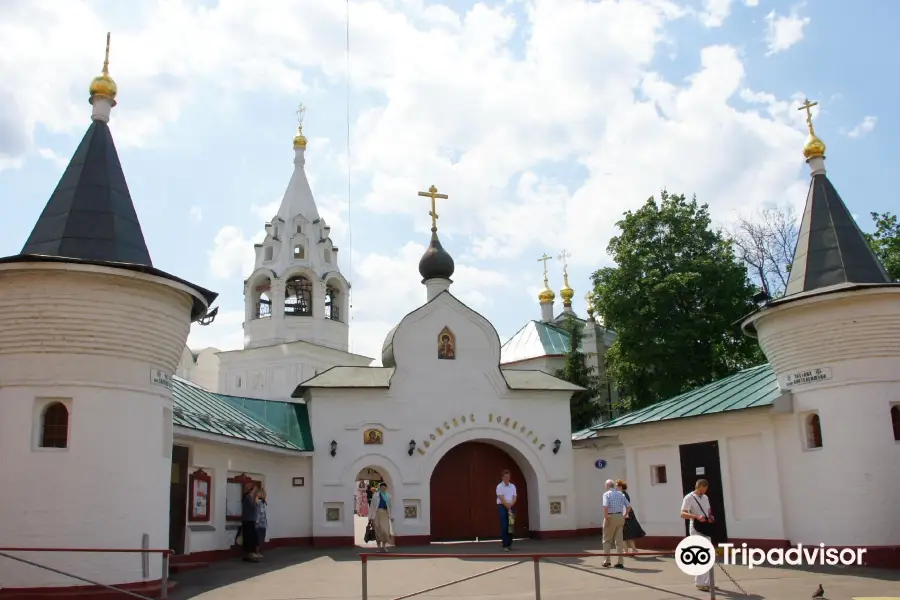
[591,191,764,409]
[553,314,605,431]
[863,211,900,282]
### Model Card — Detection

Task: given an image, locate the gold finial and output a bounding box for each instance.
[293,103,308,149]
[558,249,574,303]
[89,32,118,102]
[798,98,825,159]
[417,185,448,232]
[537,253,555,303]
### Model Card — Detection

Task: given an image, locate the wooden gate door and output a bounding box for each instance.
[430,441,529,541]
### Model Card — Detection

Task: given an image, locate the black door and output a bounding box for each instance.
[169,445,189,554]
[679,440,728,543]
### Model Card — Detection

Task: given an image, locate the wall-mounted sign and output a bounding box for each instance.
[781,367,832,389]
[414,413,549,455]
[150,369,172,389]
[594,459,607,469]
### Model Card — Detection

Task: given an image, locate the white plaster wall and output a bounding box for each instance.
[217,342,372,401]
[307,291,577,540]
[615,410,786,541]
[573,440,626,530]
[0,264,201,588]
[751,288,900,546]
[177,347,221,392]
[175,436,313,554]
[500,356,563,373]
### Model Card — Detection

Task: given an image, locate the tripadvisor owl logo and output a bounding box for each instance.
[675,535,716,576]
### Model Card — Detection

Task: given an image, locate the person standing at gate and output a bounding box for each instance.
[368,482,394,552]
[496,469,517,552]
[601,479,630,568]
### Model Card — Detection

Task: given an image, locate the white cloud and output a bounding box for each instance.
[699,0,733,27]
[764,8,810,55]
[37,147,69,170]
[189,205,203,222]
[208,226,256,280]
[744,0,759,6]
[846,116,877,138]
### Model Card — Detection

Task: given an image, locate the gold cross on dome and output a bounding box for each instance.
[417,185,448,231]
[295,103,306,129]
[558,249,571,276]
[537,253,552,278]
[798,98,818,132]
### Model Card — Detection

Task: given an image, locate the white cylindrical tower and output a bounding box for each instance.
[0,34,217,592]
[742,100,900,558]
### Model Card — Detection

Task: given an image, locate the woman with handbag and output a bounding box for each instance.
[616,480,645,553]
[680,479,716,592]
[368,482,394,553]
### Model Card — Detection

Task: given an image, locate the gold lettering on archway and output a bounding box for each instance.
[415,413,548,455]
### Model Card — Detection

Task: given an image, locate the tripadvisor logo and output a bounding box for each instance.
[675,535,867,575]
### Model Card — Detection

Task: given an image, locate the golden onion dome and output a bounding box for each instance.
[89,73,117,101]
[560,276,574,303]
[802,132,825,159]
[538,285,555,303]
[293,126,308,149]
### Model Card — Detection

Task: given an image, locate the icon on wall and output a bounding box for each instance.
[404,505,418,519]
[325,507,341,522]
[438,326,456,360]
[363,429,384,445]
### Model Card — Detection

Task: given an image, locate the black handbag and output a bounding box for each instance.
[364,521,375,543]
[691,495,716,538]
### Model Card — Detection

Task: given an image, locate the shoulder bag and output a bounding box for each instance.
[690,495,716,538]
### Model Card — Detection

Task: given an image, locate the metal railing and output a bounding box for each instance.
[0,547,172,600]
[360,550,684,600]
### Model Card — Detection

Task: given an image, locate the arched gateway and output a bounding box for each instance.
[430,441,529,540]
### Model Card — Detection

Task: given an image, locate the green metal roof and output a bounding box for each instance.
[500,320,579,363]
[584,363,780,433]
[172,376,312,452]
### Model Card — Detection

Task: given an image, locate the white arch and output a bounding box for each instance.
[245,267,276,291]
[281,265,319,283]
[340,452,404,492]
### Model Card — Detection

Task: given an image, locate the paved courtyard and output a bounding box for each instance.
[169,530,900,600]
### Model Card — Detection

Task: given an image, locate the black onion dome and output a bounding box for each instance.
[418,231,455,282]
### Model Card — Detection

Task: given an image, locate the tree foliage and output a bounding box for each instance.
[553,314,605,431]
[591,191,765,409]
[730,206,798,298]
[863,211,900,282]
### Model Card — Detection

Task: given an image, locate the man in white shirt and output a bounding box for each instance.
[680,478,715,591]
[496,469,517,552]
[601,479,631,568]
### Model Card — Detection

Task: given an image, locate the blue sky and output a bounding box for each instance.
[0,0,894,361]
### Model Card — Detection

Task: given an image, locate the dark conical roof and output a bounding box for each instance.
[19,120,152,265]
[418,230,455,282]
[784,171,892,296]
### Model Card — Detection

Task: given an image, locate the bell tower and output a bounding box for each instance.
[243,106,350,352]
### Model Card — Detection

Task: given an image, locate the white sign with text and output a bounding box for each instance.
[781,367,832,389]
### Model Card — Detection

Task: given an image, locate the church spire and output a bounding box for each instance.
[417,185,455,301]
[783,99,892,297]
[537,253,555,322]
[558,249,574,314]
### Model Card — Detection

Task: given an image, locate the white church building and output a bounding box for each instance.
[1,38,898,599]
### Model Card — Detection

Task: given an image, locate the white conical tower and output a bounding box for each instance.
[243,105,350,352]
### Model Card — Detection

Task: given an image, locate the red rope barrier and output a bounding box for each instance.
[360,551,675,561]
[0,548,173,554]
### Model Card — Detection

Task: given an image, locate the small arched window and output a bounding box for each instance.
[805,413,823,449]
[257,291,271,318]
[294,244,305,260]
[891,405,900,441]
[264,246,273,261]
[40,402,69,448]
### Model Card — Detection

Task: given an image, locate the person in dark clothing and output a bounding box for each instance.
[616,480,645,553]
[241,483,260,562]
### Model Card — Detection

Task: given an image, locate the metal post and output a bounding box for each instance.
[141,534,150,579]
[708,564,716,600]
[533,557,541,600]
[361,555,368,600]
[161,553,169,600]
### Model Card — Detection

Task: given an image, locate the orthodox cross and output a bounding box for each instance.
[558,249,571,277]
[102,32,111,75]
[417,185,448,231]
[296,103,306,130]
[798,98,818,132]
[537,253,552,279]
